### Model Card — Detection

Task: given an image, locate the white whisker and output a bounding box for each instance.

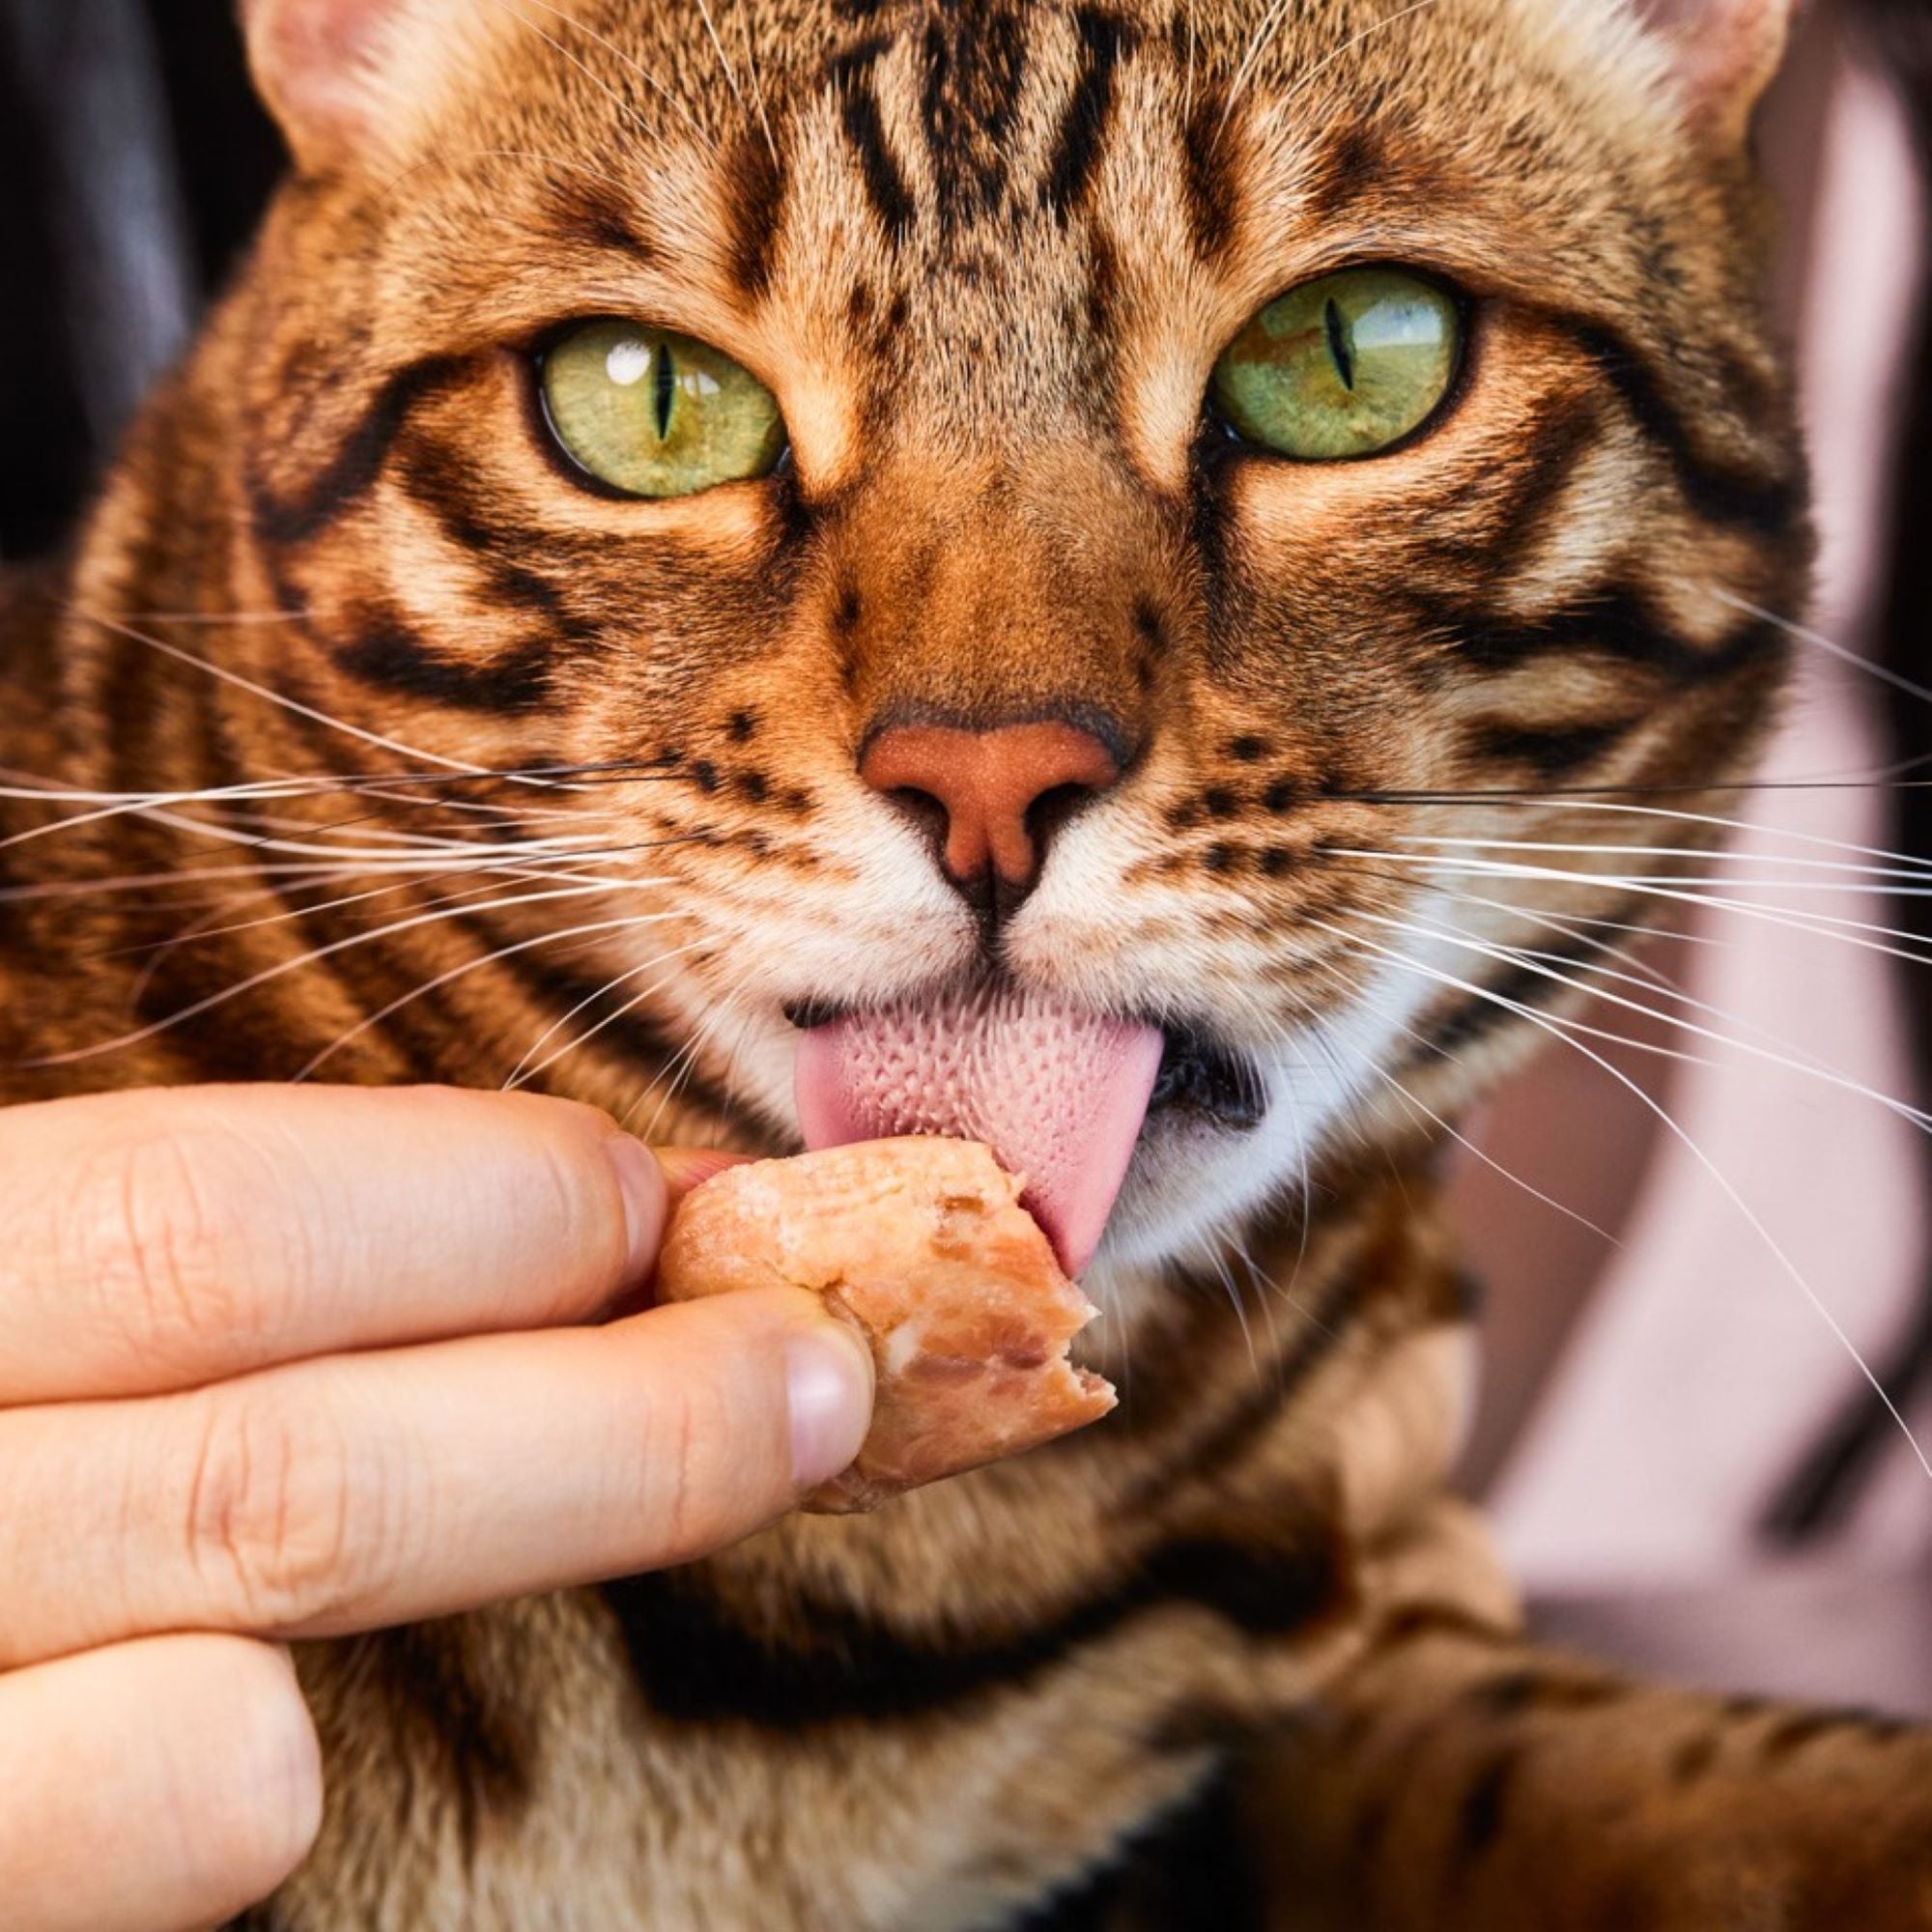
[1300,915,1932,1489]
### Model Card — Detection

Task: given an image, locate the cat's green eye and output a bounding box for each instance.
[540,320,785,498]
[1211,269,1463,462]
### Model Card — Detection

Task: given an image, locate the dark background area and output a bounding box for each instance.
[0,0,278,556]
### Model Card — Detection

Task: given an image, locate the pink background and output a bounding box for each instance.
[1452,20,1932,1599]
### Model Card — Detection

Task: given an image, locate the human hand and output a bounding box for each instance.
[0,1085,873,1932]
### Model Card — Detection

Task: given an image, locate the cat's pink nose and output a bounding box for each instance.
[860,720,1123,890]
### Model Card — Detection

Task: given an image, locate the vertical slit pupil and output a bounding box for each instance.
[653,339,675,440]
[1323,297,1355,392]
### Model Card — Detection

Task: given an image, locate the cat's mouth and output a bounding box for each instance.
[785,981,1264,1277]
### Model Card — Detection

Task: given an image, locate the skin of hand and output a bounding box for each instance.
[0,1085,875,1932]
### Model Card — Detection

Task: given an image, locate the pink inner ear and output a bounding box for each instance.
[1673,0,1796,142]
[242,0,418,166]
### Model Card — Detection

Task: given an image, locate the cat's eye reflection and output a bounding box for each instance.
[1212,268,1463,462]
[540,319,785,499]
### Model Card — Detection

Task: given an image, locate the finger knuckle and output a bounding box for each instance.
[184,1385,379,1631]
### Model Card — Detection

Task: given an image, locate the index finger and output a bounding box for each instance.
[0,1085,668,1406]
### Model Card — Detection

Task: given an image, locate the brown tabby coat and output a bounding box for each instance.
[4,0,1930,1925]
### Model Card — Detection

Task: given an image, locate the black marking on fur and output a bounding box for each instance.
[1759,1705,1913,1759]
[1670,1730,1721,1784]
[1453,1745,1521,1863]
[392,439,600,646]
[1468,1667,1626,1718]
[1472,719,1637,778]
[831,42,917,243]
[1086,223,1121,352]
[1044,9,1134,221]
[1435,584,1783,689]
[1179,89,1236,262]
[545,177,657,261]
[920,1,1028,226]
[330,612,554,715]
[351,1624,535,1863]
[728,126,790,298]
[1413,922,1621,1061]
[603,1534,1346,1728]
[1012,1759,1269,1932]
[1306,125,1385,228]
[250,355,469,548]
[1558,316,1804,534]
[1482,400,1600,564]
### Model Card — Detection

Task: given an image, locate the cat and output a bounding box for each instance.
[3,0,1929,1925]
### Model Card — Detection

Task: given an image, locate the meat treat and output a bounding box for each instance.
[657,1137,1118,1512]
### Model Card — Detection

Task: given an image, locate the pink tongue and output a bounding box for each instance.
[795,985,1164,1278]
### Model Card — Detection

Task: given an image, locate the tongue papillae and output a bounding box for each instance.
[794,985,1164,1278]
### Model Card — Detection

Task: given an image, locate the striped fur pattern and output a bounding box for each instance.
[3,0,1930,1924]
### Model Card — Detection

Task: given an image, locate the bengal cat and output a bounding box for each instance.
[3,0,1928,1925]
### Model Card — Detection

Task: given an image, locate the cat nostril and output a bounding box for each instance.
[1024,781,1099,860]
[858,715,1125,897]
[886,784,950,852]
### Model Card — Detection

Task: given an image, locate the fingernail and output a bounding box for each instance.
[786,1322,874,1490]
[606,1135,667,1285]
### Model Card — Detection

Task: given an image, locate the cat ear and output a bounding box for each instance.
[240,0,491,174]
[1665,0,1801,149]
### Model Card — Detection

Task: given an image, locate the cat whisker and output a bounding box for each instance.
[491,1,664,149]
[1330,849,1932,969]
[1227,0,1446,135]
[67,606,493,778]
[296,911,681,1083]
[26,879,643,1069]
[734,0,778,167]
[687,0,751,126]
[1189,1231,1263,1378]
[1296,965,1620,1245]
[1302,914,1932,1489]
[1373,832,1932,886]
[1350,903,1932,1136]
[1712,587,1932,711]
[501,938,714,1093]
[100,862,597,965]
[505,0,705,141]
[633,968,758,1141]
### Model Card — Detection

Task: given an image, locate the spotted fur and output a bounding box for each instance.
[3,1,1929,1926]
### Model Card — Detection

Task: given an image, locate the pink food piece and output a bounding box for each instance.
[656,1137,1117,1513]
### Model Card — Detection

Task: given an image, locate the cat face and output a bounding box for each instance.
[223,0,1804,1277]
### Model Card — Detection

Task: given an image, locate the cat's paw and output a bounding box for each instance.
[1584,1715,1932,1932]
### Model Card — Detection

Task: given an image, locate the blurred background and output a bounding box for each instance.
[0,0,1927,1703]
